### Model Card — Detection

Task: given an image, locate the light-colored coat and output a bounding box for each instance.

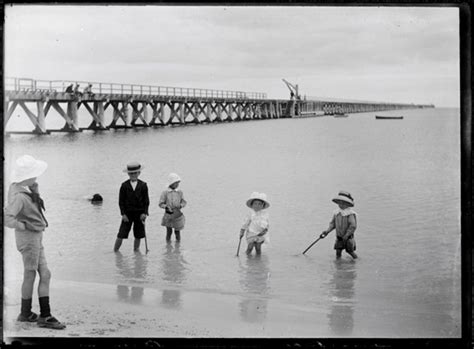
[4,183,47,232]
[328,208,357,251]
[159,188,187,230]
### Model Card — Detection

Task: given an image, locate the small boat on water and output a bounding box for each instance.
[375,115,404,120]
[333,112,348,118]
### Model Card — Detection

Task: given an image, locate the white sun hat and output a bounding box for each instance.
[168,173,181,186]
[11,155,48,183]
[246,192,270,209]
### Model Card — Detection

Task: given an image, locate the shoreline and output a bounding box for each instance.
[4,277,461,341]
[4,278,330,340]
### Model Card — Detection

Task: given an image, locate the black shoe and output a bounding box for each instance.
[37,315,66,329]
[17,312,38,322]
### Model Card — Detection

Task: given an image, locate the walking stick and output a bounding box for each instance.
[144,235,149,254]
[236,235,243,256]
[302,233,326,255]
[143,219,149,254]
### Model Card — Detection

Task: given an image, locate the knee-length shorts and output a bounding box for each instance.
[117,212,146,239]
[15,230,48,271]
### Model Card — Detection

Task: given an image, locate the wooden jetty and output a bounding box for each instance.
[4,77,432,135]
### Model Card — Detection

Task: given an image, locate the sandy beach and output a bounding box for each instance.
[4,278,330,341]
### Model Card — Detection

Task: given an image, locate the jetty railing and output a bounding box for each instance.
[5,77,267,100]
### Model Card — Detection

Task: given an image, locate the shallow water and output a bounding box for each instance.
[4,108,461,337]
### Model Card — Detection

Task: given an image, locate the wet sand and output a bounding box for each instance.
[3,278,329,340]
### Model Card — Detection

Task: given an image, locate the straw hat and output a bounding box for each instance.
[168,173,181,186]
[332,191,354,207]
[11,155,48,183]
[246,192,270,209]
[123,161,143,173]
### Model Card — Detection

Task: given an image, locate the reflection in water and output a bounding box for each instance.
[238,254,271,323]
[327,259,357,336]
[161,242,187,309]
[115,251,147,304]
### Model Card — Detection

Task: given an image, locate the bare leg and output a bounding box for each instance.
[255,242,263,255]
[246,242,255,255]
[114,238,123,252]
[336,249,342,259]
[175,230,181,242]
[37,265,51,297]
[21,270,36,299]
[348,251,358,259]
[134,238,141,251]
[166,228,173,242]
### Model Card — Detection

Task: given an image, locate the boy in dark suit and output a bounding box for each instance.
[114,162,150,252]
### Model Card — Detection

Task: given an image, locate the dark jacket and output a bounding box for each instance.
[119,179,150,215]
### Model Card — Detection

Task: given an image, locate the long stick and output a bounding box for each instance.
[236,236,243,256]
[144,235,149,254]
[302,237,322,255]
[143,219,149,254]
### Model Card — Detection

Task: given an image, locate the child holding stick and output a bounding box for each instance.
[239,192,270,255]
[320,191,358,259]
[114,162,149,252]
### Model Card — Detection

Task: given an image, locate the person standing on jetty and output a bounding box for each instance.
[73,83,82,97]
[159,173,187,243]
[4,155,66,329]
[64,84,74,94]
[320,191,358,259]
[239,192,270,255]
[114,162,149,252]
[82,83,94,97]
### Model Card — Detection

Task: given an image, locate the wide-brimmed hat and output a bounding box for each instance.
[332,191,354,207]
[168,173,181,186]
[123,162,143,173]
[246,192,270,209]
[11,155,48,183]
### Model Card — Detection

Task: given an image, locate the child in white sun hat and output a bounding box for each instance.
[159,173,187,242]
[239,192,270,255]
[320,191,358,259]
[4,155,66,329]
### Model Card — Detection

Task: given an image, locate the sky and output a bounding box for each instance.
[4,5,460,107]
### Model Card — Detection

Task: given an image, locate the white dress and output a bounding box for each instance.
[241,210,270,244]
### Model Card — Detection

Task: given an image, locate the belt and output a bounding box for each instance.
[337,234,354,241]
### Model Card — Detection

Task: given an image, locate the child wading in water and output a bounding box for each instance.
[240,192,270,255]
[159,173,187,242]
[4,155,66,329]
[114,162,149,252]
[320,191,358,259]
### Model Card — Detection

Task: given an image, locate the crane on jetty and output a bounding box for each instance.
[282,79,302,116]
[282,79,301,100]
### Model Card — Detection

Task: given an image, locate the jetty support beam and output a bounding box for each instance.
[130,101,149,127]
[17,101,49,134]
[81,101,107,130]
[4,101,19,128]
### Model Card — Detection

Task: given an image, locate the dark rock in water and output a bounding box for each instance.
[91,193,103,202]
